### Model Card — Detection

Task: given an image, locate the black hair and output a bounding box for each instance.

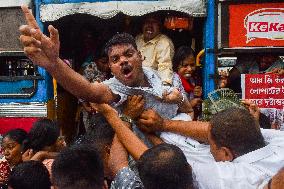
[23,118,60,152]
[2,128,28,145]
[173,46,196,72]
[79,113,115,159]
[210,108,266,157]
[137,143,194,189]
[142,13,163,27]
[52,144,104,189]
[104,33,137,56]
[8,160,51,189]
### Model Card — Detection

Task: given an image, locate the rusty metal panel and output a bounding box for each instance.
[0,0,31,7]
[0,8,26,51]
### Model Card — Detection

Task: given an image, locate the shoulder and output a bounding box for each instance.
[261,129,284,145]
[156,34,174,45]
[111,167,143,189]
[193,162,267,189]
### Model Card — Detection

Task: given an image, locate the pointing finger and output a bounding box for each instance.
[21,5,40,29]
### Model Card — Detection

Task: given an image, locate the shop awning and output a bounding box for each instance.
[40,0,207,22]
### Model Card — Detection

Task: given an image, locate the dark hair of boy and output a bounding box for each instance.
[8,160,51,189]
[23,118,60,152]
[51,144,105,189]
[104,33,138,56]
[210,108,266,157]
[137,143,194,189]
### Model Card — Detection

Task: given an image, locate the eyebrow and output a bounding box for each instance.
[110,47,133,59]
[124,48,134,54]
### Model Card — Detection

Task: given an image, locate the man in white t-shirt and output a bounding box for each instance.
[193,108,284,189]
[138,107,284,189]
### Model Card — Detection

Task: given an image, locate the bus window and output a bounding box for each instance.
[0,56,42,98]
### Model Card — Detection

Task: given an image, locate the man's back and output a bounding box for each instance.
[193,129,284,189]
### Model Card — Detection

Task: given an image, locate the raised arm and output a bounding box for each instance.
[19,6,115,103]
[138,109,209,143]
[97,104,148,160]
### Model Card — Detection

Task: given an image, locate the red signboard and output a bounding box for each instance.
[0,117,38,134]
[229,3,284,47]
[241,74,284,109]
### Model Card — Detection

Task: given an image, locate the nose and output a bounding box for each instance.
[119,56,128,66]
[186,65,193,72]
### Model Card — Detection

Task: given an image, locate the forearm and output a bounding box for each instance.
[110,135,129,176]
[47,58,113,103]
[163,119,209,143]
[105,112,148,160]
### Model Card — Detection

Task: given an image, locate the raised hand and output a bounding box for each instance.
[193,86,202,97]
[19,5,60,70]
[162,88,183,104]
[241,99,260,123]
[271,68,284,76]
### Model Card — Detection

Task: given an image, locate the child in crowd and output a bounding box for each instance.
[173,46,202,119]
[0,129,28,188]
[22,119,66,175]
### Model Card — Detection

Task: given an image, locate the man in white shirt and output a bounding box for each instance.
[138,107,284,189]
[193,108,284,189]
[136,15,175,86]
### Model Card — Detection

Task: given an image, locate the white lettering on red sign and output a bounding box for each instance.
[244,8,284,43]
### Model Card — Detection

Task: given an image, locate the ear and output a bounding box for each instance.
[138,51,143,60]
[220,147,234,161]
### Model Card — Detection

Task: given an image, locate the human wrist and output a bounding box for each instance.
[122,110,135,120]
[177,93,185,106]
[46,57,62,72]
[162,119,171,131]
[119,113,134,125]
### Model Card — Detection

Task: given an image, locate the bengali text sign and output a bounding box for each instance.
[241,74,284,109]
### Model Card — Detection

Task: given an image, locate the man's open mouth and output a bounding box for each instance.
[145,28,153,34]
[121,65,133,78]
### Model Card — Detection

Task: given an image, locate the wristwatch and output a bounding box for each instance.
[119,114,134,124]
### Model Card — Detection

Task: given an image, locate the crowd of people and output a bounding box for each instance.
[0,5,284,189]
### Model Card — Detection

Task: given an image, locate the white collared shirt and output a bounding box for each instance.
[192,129,284,189]
[160,113,215,165]
[136,34,174,85]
